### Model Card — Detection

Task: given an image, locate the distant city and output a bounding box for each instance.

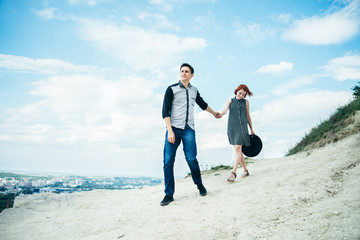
[0,172,162,195]
[0,171,162,212]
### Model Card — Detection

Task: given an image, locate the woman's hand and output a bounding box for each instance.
[214,112,222,119]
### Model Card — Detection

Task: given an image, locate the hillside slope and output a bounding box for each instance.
[1,133,359,239]
[287,97,360,155]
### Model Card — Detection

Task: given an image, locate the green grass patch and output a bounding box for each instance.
[286,97,360,156]
[186,158,256,177]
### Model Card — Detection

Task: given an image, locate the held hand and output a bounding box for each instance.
[167,131,175,144]
[251,130,255,136]
[214,112,222,119]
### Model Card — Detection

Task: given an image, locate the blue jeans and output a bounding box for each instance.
[163,125,202,196]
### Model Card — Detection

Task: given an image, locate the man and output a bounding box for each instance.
[161,63,221,206]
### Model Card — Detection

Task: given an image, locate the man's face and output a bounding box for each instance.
[180,66,193,82]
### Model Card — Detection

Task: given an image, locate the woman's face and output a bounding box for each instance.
[236,89,246,99]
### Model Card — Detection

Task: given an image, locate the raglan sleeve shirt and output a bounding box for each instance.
[162,82,209,130]
[162,86,173,119]
[195,91,208,111]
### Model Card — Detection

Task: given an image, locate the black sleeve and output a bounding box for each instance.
[195,91,208,110]
[162,86,174,118]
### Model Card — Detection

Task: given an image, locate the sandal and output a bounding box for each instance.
[227,172,237,182]
[241,170,249,178]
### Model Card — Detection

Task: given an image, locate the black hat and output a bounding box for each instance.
[242,134,262,157]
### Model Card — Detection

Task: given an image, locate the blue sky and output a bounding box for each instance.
[0,0,359,177]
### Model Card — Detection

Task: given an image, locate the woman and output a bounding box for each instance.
[221,84,255,182]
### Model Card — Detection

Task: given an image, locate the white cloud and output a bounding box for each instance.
[276,13,291,23]
[191,89,353,163]
[0,55,355,175]
[235,22,275,46]
[29,74,159,117]
[194,11,220,32]
[217,54,236,66]
[0,54,163,147]
[0,73,165,176]
[322,54,360,81]
[251,90,353,157]
[0,54,97,74]
[148,0,174,11]
[137,12,179,31]
[282,0,360,45]
[252,90,352,129]
[76,19,207,70]
[270,75,317,95]
[34,8,57,20]
[0,71,164,176]
[0,53,171,176]
[68,0,97,6]
[257,61,293,74]
[148,0,216,11]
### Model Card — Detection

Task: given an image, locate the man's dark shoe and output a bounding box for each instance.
[160,195,174,206]
[197,183,207,196]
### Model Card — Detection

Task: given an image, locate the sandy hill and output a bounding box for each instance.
[1,116,360,239]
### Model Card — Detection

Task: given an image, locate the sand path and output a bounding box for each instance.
[1,134,359,240]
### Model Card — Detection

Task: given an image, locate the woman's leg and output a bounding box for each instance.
[229,145,247,179]
[238,147,248,172]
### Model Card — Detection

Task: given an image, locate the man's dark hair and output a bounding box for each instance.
[180,63,194,74]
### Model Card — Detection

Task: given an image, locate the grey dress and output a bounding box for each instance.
[227,98,250,146]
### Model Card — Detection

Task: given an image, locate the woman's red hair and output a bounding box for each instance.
[234,84,253,97]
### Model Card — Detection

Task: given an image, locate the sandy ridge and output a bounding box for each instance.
[1,134,359,240]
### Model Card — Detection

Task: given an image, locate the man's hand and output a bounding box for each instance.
[164,117,175,144]
[214,112,222,119]
[206,106,222,119]
[167,130,175,144]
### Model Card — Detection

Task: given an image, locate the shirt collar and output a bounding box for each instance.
[178,80,191,89]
